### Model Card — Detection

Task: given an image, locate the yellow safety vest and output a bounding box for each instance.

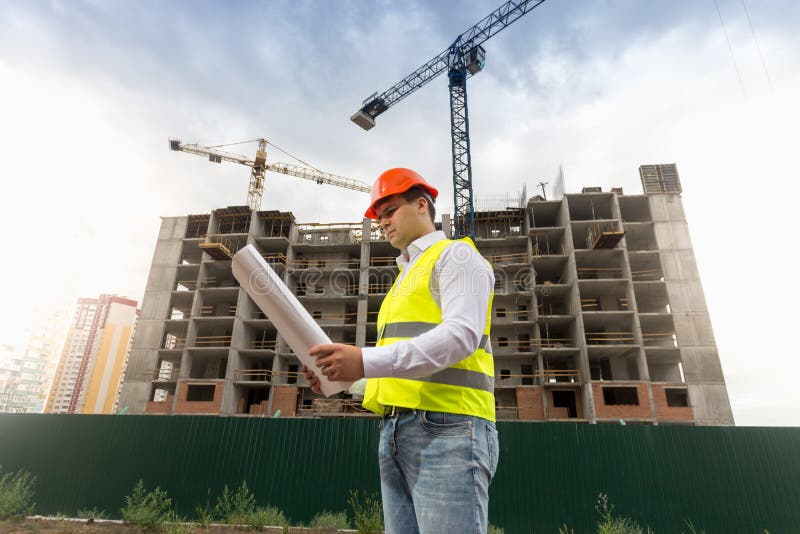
[362,237,496,422]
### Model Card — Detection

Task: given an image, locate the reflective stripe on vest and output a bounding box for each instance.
[409,367,495,393]
[379,321,493,355]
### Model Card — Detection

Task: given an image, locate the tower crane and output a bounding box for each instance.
[350,0,547,237]
[169,138,370,211]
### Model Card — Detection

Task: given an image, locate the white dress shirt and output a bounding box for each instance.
[361,230,495,379]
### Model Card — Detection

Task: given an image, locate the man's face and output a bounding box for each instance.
[376,194,428,250]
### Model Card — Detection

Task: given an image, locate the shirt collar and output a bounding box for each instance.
[396,230,446,269]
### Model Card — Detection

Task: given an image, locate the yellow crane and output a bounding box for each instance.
[169,138,370,210]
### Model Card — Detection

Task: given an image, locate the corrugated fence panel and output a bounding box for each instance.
[0,415,381,525]
[1,415,799,532]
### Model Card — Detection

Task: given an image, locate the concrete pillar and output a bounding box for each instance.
[649,194,733,425]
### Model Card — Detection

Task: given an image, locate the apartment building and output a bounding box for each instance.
[118,165,734,425]
[0,309,71,414]
[46,295,138,414]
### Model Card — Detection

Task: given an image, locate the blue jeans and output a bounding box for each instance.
[378,410,499,534]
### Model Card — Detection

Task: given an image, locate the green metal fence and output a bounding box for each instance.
[1,414,798,532]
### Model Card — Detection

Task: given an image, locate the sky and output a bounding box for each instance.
[0,0,798,425]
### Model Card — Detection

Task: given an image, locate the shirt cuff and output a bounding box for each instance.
[361,345,394,378]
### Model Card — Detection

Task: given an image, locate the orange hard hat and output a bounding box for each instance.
[364,168,439,219]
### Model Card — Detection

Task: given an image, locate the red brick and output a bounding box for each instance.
[174,380,224,415]
[592,382,652,420]
[516,387,544,420]
[652,383,694,422]
[145,393,173,414]
[272,385,299,417]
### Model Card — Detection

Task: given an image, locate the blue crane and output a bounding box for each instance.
[351,0,547,237]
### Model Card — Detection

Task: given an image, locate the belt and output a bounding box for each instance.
[383,405,415,418]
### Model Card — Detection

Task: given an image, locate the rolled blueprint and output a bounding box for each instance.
[232,244,352,397]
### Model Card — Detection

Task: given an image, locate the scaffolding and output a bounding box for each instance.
[214,206,251,234]
[186,214,209,238]
[199,235,237,259]
[258,210,294,238]
[296,222,363,245]
[463,208,526,239]
[588,223,624,249]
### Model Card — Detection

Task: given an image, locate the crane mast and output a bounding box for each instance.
[351,0,547,237]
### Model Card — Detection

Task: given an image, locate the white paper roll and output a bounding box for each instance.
[231,244,352,397]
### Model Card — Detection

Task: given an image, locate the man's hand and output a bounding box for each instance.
[310,343,365,383]
[301,364,323,394]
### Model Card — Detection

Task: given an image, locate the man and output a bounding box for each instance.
[302,168,498,534]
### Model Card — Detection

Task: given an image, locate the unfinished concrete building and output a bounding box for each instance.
[119,165,734,425]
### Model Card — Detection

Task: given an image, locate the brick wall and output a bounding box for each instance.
[652,384,694,422]
[272,385,299,417]
[249,401,269,416]
[516,387,544,420]
[592,382,653,420]
[145,393,173,414]
[174,380,224,414]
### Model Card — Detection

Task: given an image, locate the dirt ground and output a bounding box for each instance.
[0,519,346,533]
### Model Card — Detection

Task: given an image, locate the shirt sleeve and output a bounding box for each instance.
[362,241,495,379]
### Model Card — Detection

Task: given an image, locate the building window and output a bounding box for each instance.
[288,364,299,385]
[499,369,510,380]
[602,387,639,406]
[665,388,689,407]
[496,308,506,318]
[590,359,612,381]
[552,390,578,418]
[521,364,534,386]
[186,384,215,402]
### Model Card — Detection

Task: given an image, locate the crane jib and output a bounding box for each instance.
[353,0,547,121]
[350,0,548,238]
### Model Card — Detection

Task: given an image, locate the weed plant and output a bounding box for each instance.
[310,510,350,532]
[347,490,383,534]
[75,507,108,520]
[120,479,172,530]
[213,481,290,529]
[193,488,215,528]
[162,509,192,534]
[0,465,36,520]
[246,505,290,530]
[595,493,652,534]
[214,481,256,525]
